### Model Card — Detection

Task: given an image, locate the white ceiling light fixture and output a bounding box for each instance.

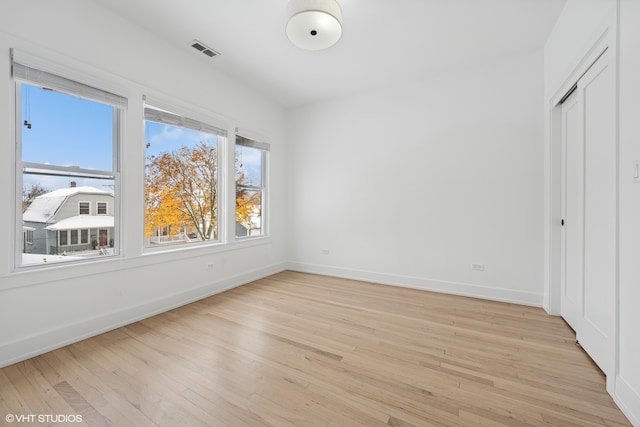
[286,0,342,51]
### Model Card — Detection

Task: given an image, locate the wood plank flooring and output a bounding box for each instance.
[0,271,631,426]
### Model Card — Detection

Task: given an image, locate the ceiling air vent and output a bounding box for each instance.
[191,40,219,58]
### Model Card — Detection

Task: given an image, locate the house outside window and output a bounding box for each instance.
[13,52,125,267]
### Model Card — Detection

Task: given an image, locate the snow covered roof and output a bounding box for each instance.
[39,186,112,198]
[23,195,67,223]
[23,186,113,223]
[46,215,114,230]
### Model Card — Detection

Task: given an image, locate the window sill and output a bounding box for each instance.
[1,236,272,291]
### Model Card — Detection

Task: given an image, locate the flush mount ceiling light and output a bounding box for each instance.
[286,0,342,51]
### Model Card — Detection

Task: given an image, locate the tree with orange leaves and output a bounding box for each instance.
[145,140,218,241]
[235,162,262,236]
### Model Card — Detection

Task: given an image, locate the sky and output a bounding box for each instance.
[20,83,262,193]
[145,121,262,186]
[21,83,113,172]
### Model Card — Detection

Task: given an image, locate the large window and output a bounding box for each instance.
[14,56,125,267]
[235,136,269,238]
[144,104,226,249]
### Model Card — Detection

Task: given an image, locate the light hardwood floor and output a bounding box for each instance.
[0,271,631,426]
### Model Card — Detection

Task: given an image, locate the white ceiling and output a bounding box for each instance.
[93,0,566,109]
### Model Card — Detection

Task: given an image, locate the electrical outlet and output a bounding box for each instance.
[207,263,214,269]
[472,263,485,271]
[321,249,330,255]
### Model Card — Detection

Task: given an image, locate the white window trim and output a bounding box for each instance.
[25,230,34,245]
[80,229,90,245]
[70,229,79,246]
[97,201,108,215]
[79,201,91,215]
[59,230,68,246]
[143,98,228,252]
[12,49,125,271]
[235,134,270,240]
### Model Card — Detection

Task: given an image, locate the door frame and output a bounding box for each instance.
[544,27,618,392]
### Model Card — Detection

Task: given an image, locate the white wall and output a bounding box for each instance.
[286,50,545,306]
[618,0,640,423]
[544,0,640,424]
[1,2,636,423]
[0,0,287,367]
[543,0,616,96]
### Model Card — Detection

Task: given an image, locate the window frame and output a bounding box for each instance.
[78,201,91,215]
[12,52,125,270]
[70,229,79,246]
[97,201,108,215]
[59,230,68,247]
[143,101,227,252]
[80,229,89,245]
[24,229,34,245]
[235,135,269,239]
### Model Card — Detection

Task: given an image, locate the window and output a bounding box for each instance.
[79,202,90,215]
[235,135,269,237]
[24,229,33,245]
[97,201,107,215]
[47,228,89,248]
[144,104,226,249]
[80,229,89,245]
[14,53,125,267]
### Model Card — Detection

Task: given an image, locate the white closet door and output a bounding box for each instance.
[560,90,583,333]
[561,49,616,376]
[579,49,616,375]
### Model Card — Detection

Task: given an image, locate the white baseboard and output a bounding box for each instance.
[615,376,640,427]
[286,261,543,307]
[0,262,287,368]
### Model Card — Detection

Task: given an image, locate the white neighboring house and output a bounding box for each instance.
[23,184,115,257]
